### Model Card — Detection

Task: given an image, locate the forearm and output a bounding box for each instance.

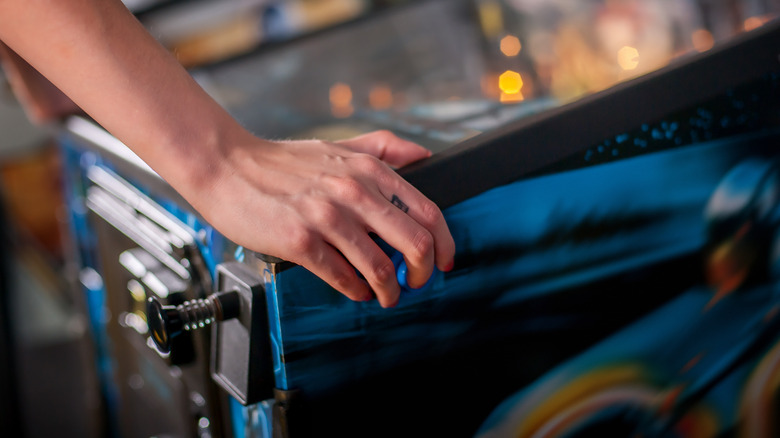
[0,41,80,123]
[0,0,455,307]
[0,0,254,190]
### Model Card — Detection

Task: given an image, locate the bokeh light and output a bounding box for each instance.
[500,35,522,57]
[692,29,715,52]
[369,84,393,110]
[617,46,639,71]
[478,0,504,38]
[498,70,523,94]
[330,82,354,118]
[744,16,766,31]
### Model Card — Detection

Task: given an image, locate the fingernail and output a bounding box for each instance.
[443,261,454,272]
[383,296,400,308]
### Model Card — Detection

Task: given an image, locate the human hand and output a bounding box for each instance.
[0,0,452,307]
[190,130,455,308]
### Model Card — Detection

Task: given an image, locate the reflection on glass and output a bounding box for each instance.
[195,0,780,153]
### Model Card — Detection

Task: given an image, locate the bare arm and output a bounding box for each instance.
[0,0,455,307]
[0,41,80,123]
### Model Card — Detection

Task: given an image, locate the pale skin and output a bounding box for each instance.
[0,0,455,308]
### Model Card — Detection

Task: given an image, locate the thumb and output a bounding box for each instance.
[336,130,432,168]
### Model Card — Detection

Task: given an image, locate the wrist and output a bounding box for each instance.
[151,113,260,201]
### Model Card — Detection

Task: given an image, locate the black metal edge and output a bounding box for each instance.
[253,252,286,265]
[210,262,250,405]
[400,20,780,209]
[272,388,307,438]
[247,269,275,404]
[209,351,249,405]
[0,189,22,434]
[210,261,274,405]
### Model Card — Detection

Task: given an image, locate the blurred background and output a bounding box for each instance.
[0,0,778,436]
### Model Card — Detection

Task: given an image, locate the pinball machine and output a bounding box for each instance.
[59,0,780,436]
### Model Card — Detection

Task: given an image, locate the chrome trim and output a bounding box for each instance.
[65,116,157,178]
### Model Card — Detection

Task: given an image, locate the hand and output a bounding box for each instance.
[190,130,455,308]
[0,0,455,307]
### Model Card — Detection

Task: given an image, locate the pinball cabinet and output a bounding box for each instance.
[58,1,780,437]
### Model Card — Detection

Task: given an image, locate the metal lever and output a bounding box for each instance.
[146,291,241,354]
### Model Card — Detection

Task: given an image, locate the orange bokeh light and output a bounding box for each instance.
[692,29,714,52]
[330,82,353,107]
[744,16,766,31]
[500,35,522,57]
[330,82,354,118]
[369,84,393,110]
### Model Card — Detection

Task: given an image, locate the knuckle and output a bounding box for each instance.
[372,259,396,286]
[408,230,434,262]
[333,177,366,203]
[354,154,385,174]
[331,268,357,292]
[376,129,394,139]
[311,201,341,228]
[418,199,443,227]
[287,227,316,253]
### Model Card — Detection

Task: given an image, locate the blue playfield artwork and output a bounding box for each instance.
[263,128,780,436]
[259,73,780,436]
[60,68,780,437]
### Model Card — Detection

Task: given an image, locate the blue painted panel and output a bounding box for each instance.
[262,74,780,435]
[270,134,768,397]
